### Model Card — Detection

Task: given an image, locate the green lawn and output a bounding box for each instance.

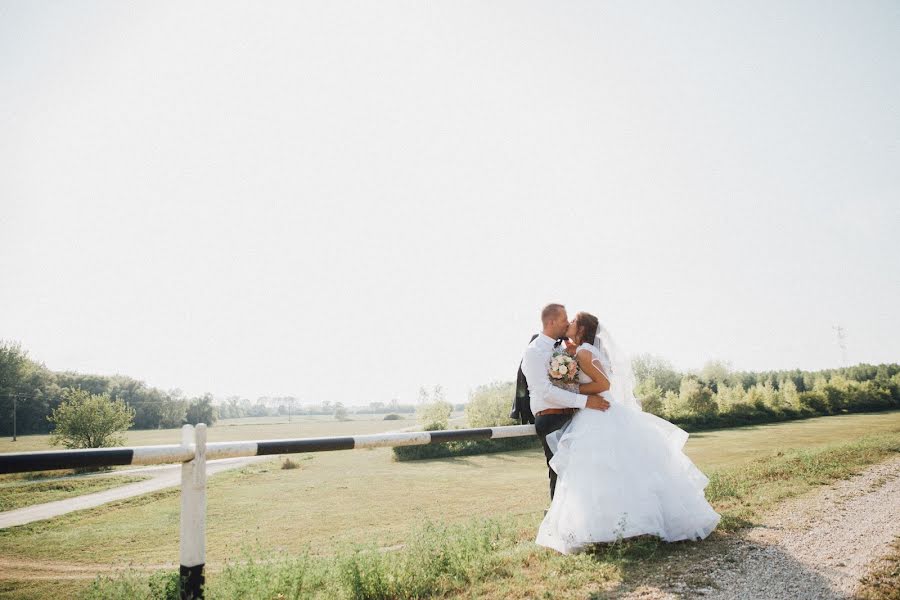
[0,410,898,599]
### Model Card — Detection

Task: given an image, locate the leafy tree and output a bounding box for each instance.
[0,341,55,436]
[714,382,747,413]
[185,393,217,426]
[159,397,188,428]
[333,402,349,421]
[417,400,453,430]
[700,360,733,391]
[779,379,802,411]
[634,378,664,416]
[631,354,681,393]
[48,388,134,449]
[466,381,516,428]
[667,377,717,420]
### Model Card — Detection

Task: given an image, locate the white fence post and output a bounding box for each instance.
[179,423,207,600]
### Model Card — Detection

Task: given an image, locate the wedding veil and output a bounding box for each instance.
[592,324,642,412]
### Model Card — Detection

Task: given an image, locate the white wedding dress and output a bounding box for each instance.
[535,343,720,554]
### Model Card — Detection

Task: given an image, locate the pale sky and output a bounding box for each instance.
[2,1,898,406]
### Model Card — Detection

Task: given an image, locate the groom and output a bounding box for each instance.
[521,303,610,499]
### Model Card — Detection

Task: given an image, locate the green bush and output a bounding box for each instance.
[383,413,402,420]
[465,381,516,428]
[392,436,540,461]
[416,400,452,430]
[48,389,134,449]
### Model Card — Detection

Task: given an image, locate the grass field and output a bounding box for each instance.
[1,410,899,599]
[0,473,147,512]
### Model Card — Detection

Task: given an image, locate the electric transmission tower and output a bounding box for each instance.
[832,325,848,366]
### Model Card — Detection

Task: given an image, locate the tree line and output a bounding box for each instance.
[0,341,220,435]
[0,342,434,436]
[3,340,898,438]
[630,355,900,428]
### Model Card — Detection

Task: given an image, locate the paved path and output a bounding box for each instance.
[0,455,273,529]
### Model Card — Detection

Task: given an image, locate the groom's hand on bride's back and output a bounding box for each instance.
[585,395,610,411]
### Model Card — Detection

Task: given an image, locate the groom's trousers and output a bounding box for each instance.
[534,410,575,500]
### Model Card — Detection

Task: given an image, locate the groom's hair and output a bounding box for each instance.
[541,303,565,325]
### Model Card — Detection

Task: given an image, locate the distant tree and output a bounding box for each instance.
[48,388,134,449]
[417,386,430,405]
[333,402,349,421]
[431,384,445,403]
[159,397,188,428]
[417,399,453,430]
[631,354,682,393]
[185,393,217,426]
[665,378,717,421]
[714,383,747,413]
[466,381,516,428]
[0,341,54,436]
[634,378,664,416]
[700,360,733,391]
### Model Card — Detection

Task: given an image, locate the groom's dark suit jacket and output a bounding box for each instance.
[510,333,545,425]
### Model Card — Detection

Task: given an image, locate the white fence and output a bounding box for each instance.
[0,423,537,599]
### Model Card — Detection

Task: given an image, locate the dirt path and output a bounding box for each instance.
[0,455,274,529]
[625,454,900,599]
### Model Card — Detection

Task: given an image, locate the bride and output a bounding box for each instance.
[535,311,720,554]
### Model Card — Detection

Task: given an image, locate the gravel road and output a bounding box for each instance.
[624,454,900,599]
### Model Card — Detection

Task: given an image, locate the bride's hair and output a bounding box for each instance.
[574,312,599,345]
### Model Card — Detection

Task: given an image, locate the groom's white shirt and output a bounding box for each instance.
[521,333,588,415]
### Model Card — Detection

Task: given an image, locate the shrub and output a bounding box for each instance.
[48,388,134,449]
[799,390,829,414]
[416,400,452,430]
[393,436,540,461]
[281,458,300,470]
[383,413,402,420]
[465,381,516,427]
[634,378,664,416]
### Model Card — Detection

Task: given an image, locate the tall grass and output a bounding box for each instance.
[707,433,900,528]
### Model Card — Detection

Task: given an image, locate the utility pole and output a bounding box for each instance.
[12,394,17,442]
[832,325,848,366]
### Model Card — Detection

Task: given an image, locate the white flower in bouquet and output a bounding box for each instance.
[549,351,579,383]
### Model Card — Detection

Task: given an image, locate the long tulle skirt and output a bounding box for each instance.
[535,404,720,554]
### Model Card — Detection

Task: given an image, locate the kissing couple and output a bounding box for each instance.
[518,303,720,554]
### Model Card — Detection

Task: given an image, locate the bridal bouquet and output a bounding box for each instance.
[549,351,579,384]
